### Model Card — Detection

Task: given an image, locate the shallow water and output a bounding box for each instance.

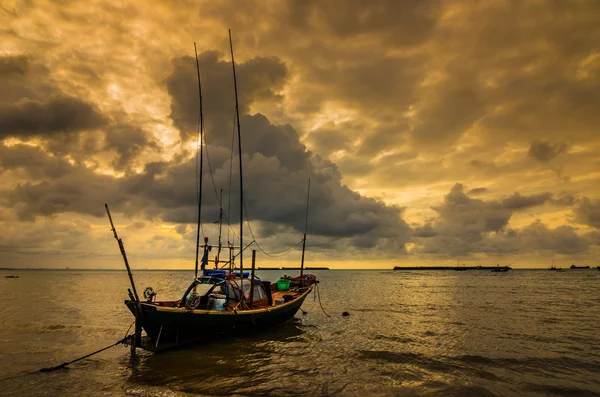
[1,269,599,396]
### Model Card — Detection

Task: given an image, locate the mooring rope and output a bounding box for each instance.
[316,284,331,318]
[39,336,130,372]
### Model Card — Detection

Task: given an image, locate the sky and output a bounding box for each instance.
[1,0,600,269]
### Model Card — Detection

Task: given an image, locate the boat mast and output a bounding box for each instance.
[229,29,244,280]
[216,189,223,267]
[300,178,311,277]
[194,42,205,279]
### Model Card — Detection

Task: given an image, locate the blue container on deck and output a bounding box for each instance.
[276,279,291,291]
[205,269,226,277]
[233,271,250,278]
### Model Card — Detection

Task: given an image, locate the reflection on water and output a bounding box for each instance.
[1,269,600,396]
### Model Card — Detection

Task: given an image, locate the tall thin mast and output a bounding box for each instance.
[216,189,223,266]
[229,29,244,278]
[194,42,205,279]
[300,178,311,277]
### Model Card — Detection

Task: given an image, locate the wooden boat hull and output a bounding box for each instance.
[125,285,313,351]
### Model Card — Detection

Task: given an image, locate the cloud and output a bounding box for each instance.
[502,192,552,210]
[528,140,569,162]
[573,197,600,229]
[0,95,107,139]
[165,51,288,142]
[467,187,488,195]
[413,184,593,256]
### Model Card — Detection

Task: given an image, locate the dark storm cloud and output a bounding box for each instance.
[502,192,552,210]
[158,51,413,246]
[516,222,589,255]
[0,53,159,171]
[0,144,71,180]
[166,51,288,142]
[573,197,600,229]
[528,140,569,162]
[0,95,107,139]
[104,125,160,171]
[413,184,594,256]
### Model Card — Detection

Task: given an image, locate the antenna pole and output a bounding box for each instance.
[194,42,205,279]
[229,29,244,283]
[300,178,311,277]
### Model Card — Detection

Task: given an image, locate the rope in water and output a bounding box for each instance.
[315,283,331,318]
[39,319,136,373]
[39,336,130,372]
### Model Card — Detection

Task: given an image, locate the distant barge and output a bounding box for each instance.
[393,266,511,271]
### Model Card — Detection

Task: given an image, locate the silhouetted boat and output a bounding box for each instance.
[491,264,511,272]
[570,264,590,269]
[123,272,316,351]
[4,275,19,278]
[108,33,318,352]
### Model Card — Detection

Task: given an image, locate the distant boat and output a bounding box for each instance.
[570,264,590,269]
[491,264,510,272]
[4,275,19,279]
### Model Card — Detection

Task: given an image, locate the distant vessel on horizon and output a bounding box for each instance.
[570,264,590,269]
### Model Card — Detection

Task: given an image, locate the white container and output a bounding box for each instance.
[209,294,227,311]
[274,297,285,305]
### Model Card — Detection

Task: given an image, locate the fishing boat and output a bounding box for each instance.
[490,264,511,272]
[107,31,318,352]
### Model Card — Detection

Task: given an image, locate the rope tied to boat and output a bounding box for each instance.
[315,283,331,318]
[39,336,130,373]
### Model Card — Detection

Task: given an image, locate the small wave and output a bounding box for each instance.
[454,354,600,374]
[522,383,600,396]
[372,334,415,344]
[43,324,82,332]
[426,384,500,397]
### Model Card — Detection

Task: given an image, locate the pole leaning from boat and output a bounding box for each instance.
[105,204,141,304]
[194,42,205,279]
[105,203,143,354]
[229,29,244,288]
[300,178,311,277]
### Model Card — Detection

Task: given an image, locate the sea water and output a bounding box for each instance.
[1,269,599,396]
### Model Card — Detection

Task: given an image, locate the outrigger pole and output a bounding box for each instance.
[229,29,244,285]
[105,204,140,303]
[105,203,143,355]
[300,178,311,277]
[194,42,205,279]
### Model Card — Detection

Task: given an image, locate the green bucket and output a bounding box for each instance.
[276,279,291,291]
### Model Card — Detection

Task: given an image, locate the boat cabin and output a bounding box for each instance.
[179,276,273,310]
